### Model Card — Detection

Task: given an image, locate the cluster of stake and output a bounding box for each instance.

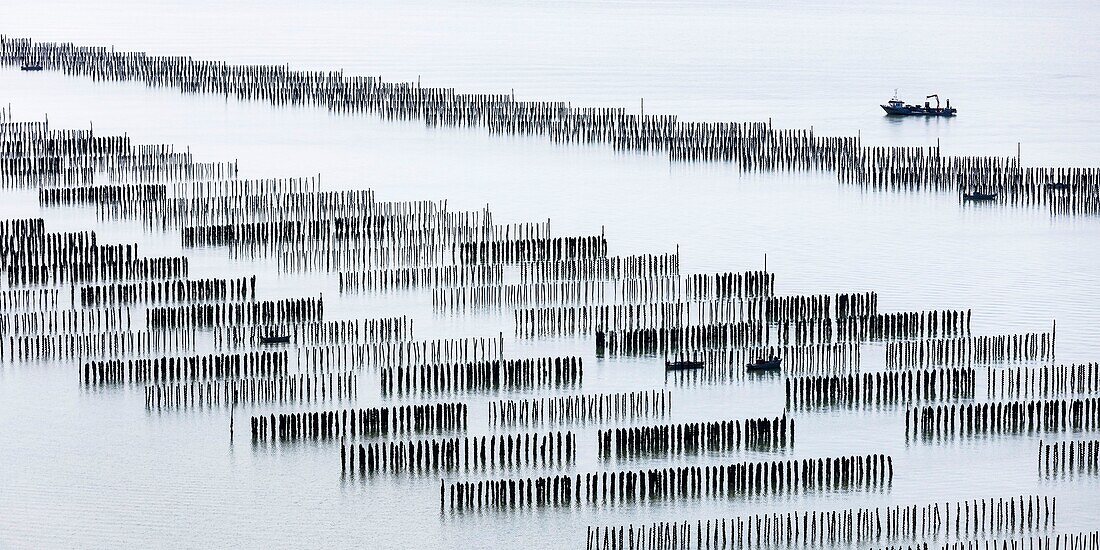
[987,363,1100,399]
[338,265,503,291]
[874,531,1099,550]
[597,416,793,457]
[443,454,891,510]
[78,276,255,306]
[1038,439,1100,475]
[784,368,975,408]
[6,34,1100,538]
[906,397,1100,438]
[489,390,671,426]
[585,494,1056,549]
[379,356,582,395]
[293,335,504,370]
[596,322,767,355]
[81,351,287,384]
[213,316,412,348]
[342,431,575,474]
[9,37,1098,214]
[146,296,323,328]
[250,403,468,442]
[145,372,356,408]
[519,254,679,283]
[886,331,1055,368]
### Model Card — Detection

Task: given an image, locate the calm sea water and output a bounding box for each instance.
[1,1,1099,548]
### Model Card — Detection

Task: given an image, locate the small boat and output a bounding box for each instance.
[881,92,956,117]
[20,64,43,71]
[1045,182,1070,191]
[665,359,705,371]
[747,357,782,371]
[962,191,997,202]
[260,335,291,344]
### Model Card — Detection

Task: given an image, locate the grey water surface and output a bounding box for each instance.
[1,1,1099,548]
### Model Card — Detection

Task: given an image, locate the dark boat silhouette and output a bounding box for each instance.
[665,359,705,371]
[747,357,782,372]
[1045,182,1070,191]
[882,92,956,117]
[260,335,291,344]
[962,191,997,202]
[20,63,43,71]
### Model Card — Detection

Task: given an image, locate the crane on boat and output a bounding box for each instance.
[881,91,957,117]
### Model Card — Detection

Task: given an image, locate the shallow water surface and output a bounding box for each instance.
[1,1,1099,548]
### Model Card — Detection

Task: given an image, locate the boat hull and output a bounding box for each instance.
[665,361,705,371]
[747,359,782,371]
[962,192,997,202]
[881,104,956,117]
